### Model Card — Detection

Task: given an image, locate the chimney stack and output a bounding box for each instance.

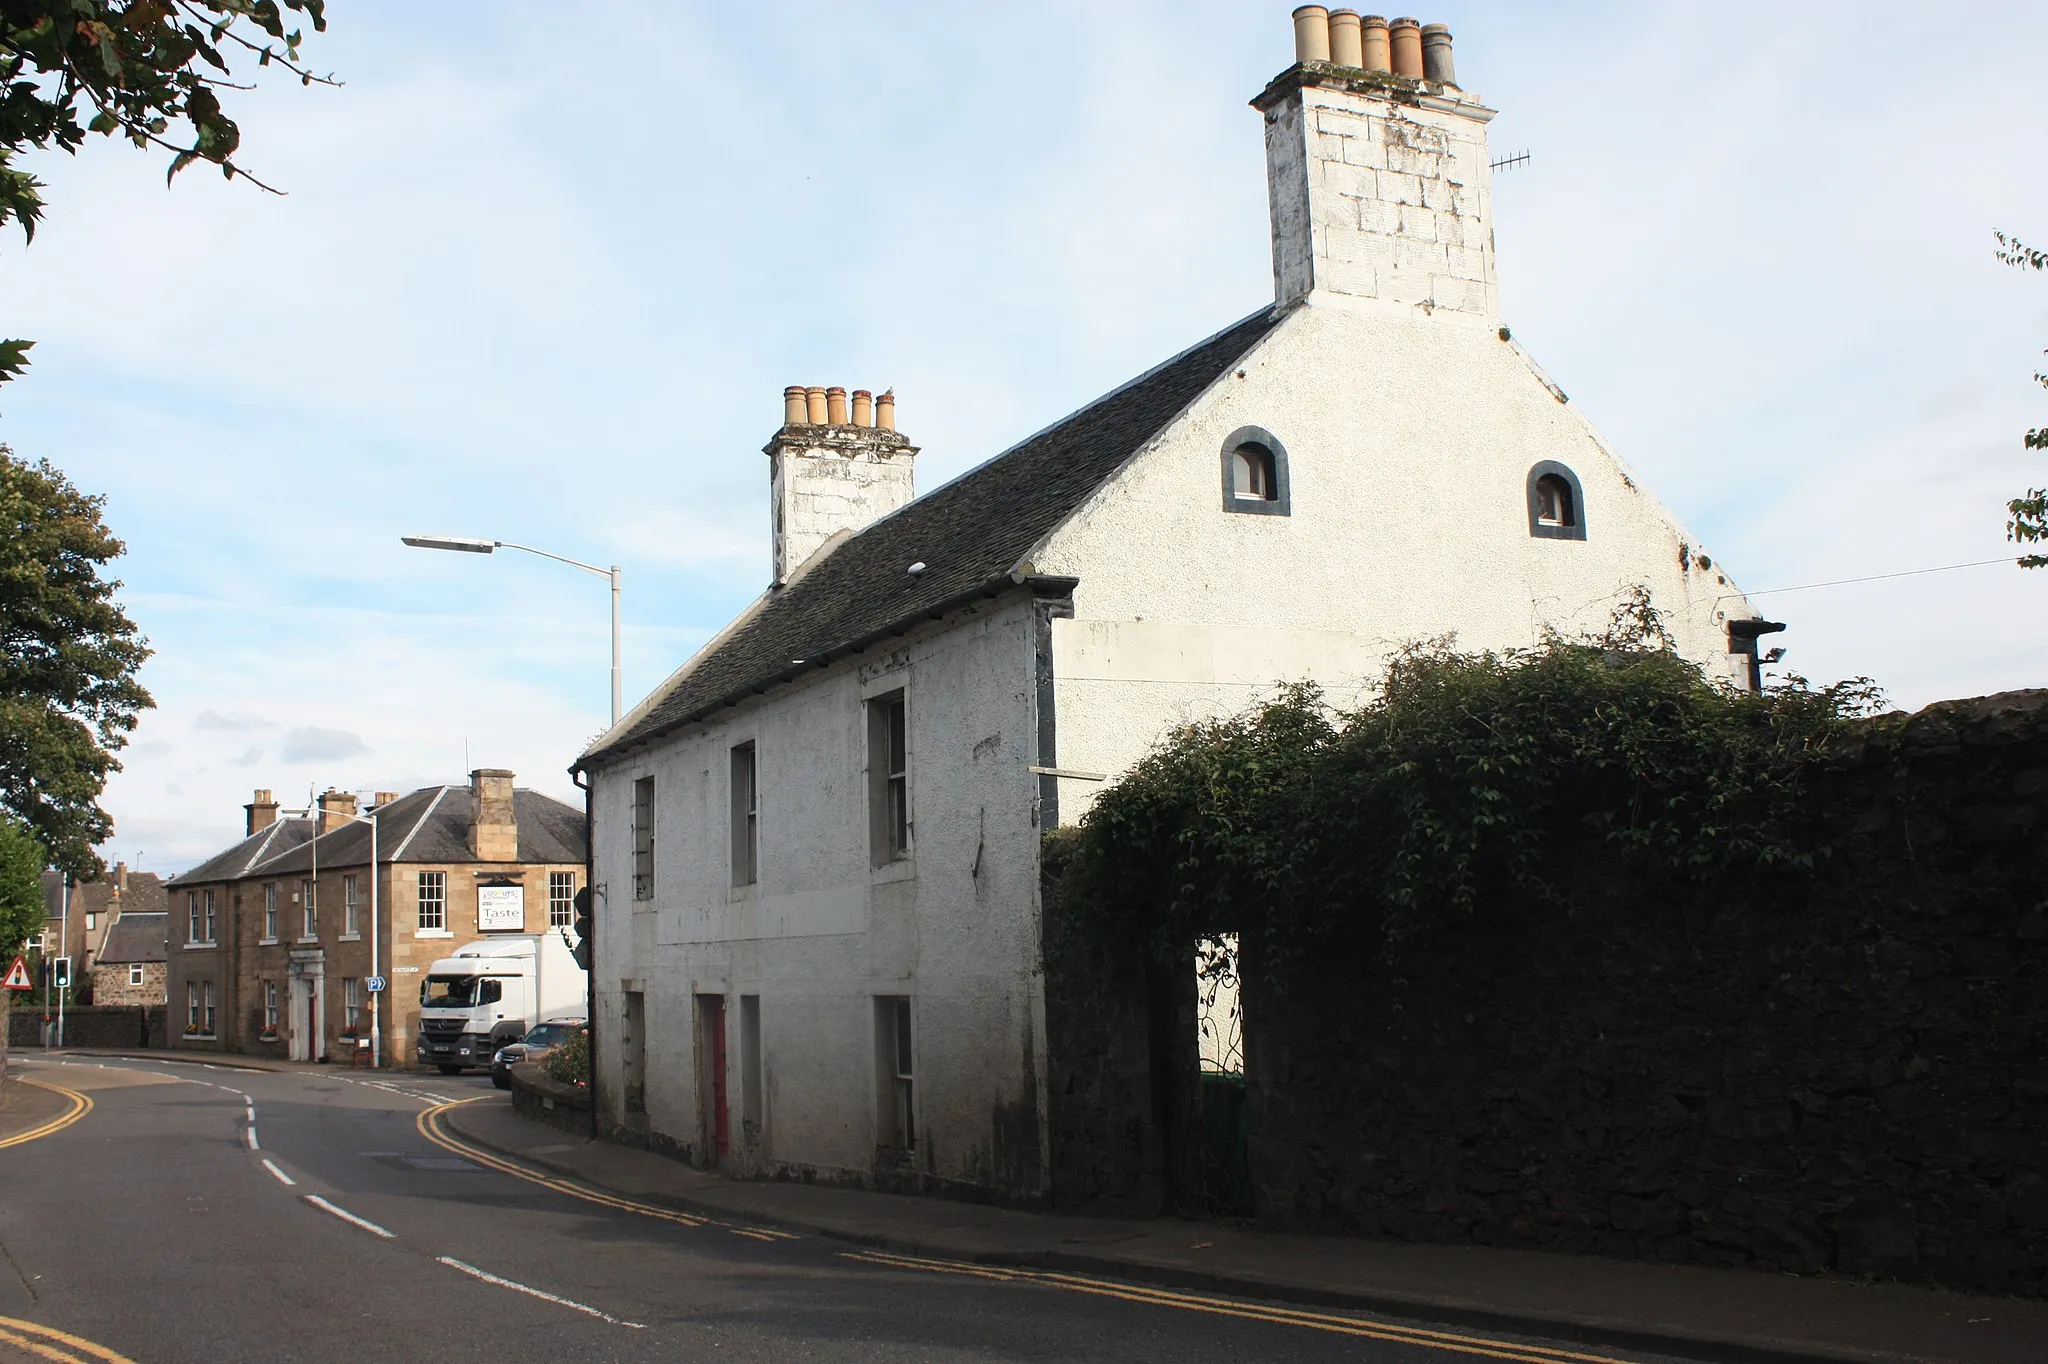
[1258,10,1494,315]
[114,860,128,892]
[373,791,400,809]
[317,789,358,835]
[765,383,917,586]
[469,769,519,862]
[246,788,279,837]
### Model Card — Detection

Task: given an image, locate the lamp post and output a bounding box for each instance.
[283,802,381,1068]
[401,536,622,726]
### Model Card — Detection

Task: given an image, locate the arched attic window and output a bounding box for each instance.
[1526,461,1586,541]
[1220,426,1291,516]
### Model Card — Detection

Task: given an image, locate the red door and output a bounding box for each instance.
[705,997,729,1155]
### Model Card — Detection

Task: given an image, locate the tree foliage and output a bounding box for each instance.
[1050,593,1885,986]
[0,814,43,956]
[1998,232,2047,567]
[0,446,153,876]
[1,0,333,383]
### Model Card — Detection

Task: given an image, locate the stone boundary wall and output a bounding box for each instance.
[1042,843,1203,1215]
[1243,690,2048,1295]
[8,1004,168,1050]
[510,1061,593,1137]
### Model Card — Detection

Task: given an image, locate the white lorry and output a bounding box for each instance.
[415,932,585,1074]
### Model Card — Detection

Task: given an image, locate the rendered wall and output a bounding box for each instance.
[592,595,1049,1195]
[1244,690,2048,1295]
[1035,299,1752,823]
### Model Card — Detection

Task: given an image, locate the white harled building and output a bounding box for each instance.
[576,10,1760,1196]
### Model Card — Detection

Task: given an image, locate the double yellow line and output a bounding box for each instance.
[842,1248,1642,1364]
[416,1099,795,1241]
[0,1315,135,1364]
[421,1098,1643,1361]
[0,1076,93,1150]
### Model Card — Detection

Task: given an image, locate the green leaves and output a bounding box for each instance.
[0,447,155,876]
[1051,592,1884,989]
[2000,233,2046,566]
[0,816,46,956]
[0,0,335,200]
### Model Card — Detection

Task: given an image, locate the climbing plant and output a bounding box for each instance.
[1049,591,1884,986]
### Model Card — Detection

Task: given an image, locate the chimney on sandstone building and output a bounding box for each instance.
[765,384,917,587]
[317,789,359,835]
[1259,9,1498,317]
[469,769,519,862]
[246,788,280,837]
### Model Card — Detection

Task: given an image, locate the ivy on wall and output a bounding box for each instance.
[1048,591,1886,987]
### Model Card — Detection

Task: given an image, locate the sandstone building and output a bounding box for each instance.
[163,773,585,1065]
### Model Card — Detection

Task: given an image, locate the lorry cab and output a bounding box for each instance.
[415,932,583,1074]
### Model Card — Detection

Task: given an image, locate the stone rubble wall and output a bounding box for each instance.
[1243,690,2048,1295]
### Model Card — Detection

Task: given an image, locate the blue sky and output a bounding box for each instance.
[4,2,2045,873]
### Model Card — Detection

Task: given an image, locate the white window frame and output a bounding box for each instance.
[548,871,576,927]
[417,871,447,934]
[186,891,203,944]
[203,889,216,944]
[632,777,654,901]
[262,980,279,1032]
[202,980,217,1035]
[867,691,910,866]
[343,873,361,938]
[300,879,317,940]
[186,981,201,1030]
[262,882,278,942]
[128,962,144,986]
[344,977,362,1030]
[730,743,758,889]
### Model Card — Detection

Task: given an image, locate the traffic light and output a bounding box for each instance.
[52,956,71,990]
[570,887,592,971]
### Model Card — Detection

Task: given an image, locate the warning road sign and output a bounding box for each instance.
[3,954,32,991]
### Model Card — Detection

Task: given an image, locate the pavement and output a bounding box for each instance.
[438,1090,2045,1364]
[0,1071,73,1143]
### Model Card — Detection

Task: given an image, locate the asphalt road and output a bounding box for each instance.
[0,1057,1693,1364]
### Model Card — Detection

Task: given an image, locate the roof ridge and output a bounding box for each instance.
[388,785,454,863]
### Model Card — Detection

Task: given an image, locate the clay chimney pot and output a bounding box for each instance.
[1360,14,1391,72]
[805,386,829,424]
[875,390,896,432]
[1328,10,1363,68]
[1291,6,1331,63]
[852,389,874,427]
[826,386,849,425]
[783,385,807,426]
[1389,17,1424,78]
[1421,23,1455,85]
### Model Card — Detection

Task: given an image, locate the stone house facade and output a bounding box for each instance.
[576,12,1769,1197]
[88,911,168,1006]
[163,773,586,1066]
[37,862,168,995]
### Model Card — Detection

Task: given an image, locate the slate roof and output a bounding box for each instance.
[581,304,1291,767]
[249,786,585,875]
[166,817,314,889]
[39,868,168,919]
[97,912,168,965]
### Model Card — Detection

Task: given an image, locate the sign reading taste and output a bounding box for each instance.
[477,883,525,932]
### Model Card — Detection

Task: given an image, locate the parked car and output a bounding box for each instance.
[490,1017,586,1090]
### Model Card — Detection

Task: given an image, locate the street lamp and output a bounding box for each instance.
[283,802,381,1068]
[401,536,623,726]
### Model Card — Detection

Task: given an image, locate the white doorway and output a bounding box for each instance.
[288,958,325,1062]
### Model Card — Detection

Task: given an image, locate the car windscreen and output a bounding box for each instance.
[523,1024,571,1047]
[420,975,483,1008]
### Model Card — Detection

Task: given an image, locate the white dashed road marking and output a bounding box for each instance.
[303,1195,395,1239]
[435,1257,646,1328]
[262,1159,296,1186]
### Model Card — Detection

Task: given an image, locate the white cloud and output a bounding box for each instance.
[280,728,372,765]
[3,0,2044,872]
